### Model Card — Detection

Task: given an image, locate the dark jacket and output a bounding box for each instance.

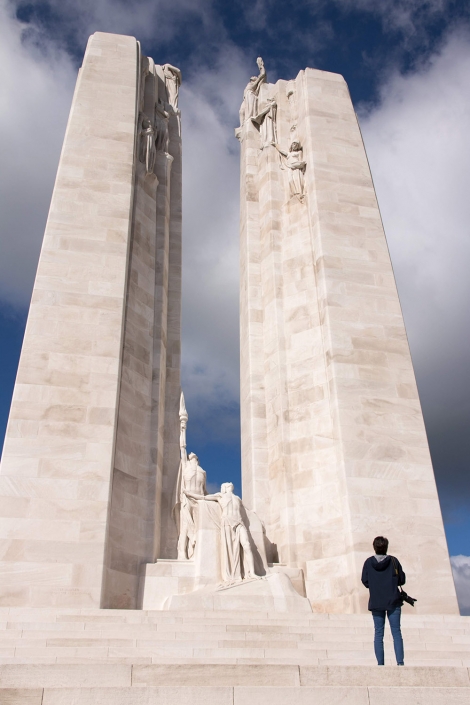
[361,555,406,612]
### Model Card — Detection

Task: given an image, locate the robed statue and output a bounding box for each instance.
[139,115,156,176]
[173,392,207,559]
[184,482,257,585]
[162,63,182,110]
[239,57,267,125]
[276,140,307,201]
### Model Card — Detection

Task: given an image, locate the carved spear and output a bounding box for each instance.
[179,391,188,456]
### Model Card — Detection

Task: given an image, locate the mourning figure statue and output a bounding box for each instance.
[252,98,277,148]
[276,140,307,201]
[162,63,182,110]
[139,116,156,177]
[155,102,170,152]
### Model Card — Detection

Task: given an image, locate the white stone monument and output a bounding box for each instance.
[0,36,469,704]
[237,59,459,614]
[0,33,183,609]
[0,35,459,621]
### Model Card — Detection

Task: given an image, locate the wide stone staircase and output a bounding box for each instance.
[0,607,469,703]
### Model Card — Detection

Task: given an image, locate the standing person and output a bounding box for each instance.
[361,536,405,666]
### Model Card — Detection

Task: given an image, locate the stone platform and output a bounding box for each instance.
[0,608,469,703]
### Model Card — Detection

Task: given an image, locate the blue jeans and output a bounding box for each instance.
[372,606,404,665]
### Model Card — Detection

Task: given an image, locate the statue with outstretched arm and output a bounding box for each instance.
[173,392,207,560]
[274,140,306,201]
[239,57,267,125]
[184,482,257,583]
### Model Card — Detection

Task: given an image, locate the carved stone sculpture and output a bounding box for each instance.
[276,140,307,201]
[139,56,150,113]
[162,63,182,110]
[239,57,267,125]
[173,393,207,559]
[252,98,277,148]
[185,482,257,585]
[155,102,170,152]
[139,116,156,176]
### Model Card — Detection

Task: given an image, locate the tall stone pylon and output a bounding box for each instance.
[0,33,182,608]
[237,61,459,614]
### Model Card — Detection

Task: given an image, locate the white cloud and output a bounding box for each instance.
[360,31,470,318]
[180,46,248,430]
[359,31,470,485]
[2,2,470,467]
[0,2,76,305]
[12,0,215,49]
[451,555,470,614]
[334,0,454,39]
[0,2,248,441]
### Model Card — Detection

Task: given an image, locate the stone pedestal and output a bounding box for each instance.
[141,495,310,612]
[166,572,312,613]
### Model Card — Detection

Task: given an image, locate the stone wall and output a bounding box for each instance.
[238,68,459,614]
[0,32,182,608]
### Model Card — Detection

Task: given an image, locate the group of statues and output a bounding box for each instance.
[139,63,181,177]
[173,394,257,585]
[169,58,309,582]
[239,57,307,202]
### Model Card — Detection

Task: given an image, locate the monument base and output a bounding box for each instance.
[164,572,312,612]
[142,558,309,611]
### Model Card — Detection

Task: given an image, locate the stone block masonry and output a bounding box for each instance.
[0,31,459,618]
[0,33,182,608]
[237,66,459,614]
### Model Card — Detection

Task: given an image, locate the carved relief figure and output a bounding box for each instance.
[276,140,307,201]
[239,56,267,125]
[139,56,150,113]
[162,63,182,110]
[139,116,156,176]
[155,102,170,152]
[185,482,257,584]
[173,393,207,559]
[252,98,277,148]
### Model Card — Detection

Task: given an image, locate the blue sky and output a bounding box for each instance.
[1,0,470,610]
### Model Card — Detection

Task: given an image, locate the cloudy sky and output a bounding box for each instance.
[0,0,469,613]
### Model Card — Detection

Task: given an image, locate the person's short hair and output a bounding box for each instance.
[373,536,389,555]
[221,482,234,493]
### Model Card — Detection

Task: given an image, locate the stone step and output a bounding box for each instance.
[0,610,468,667]
[0,650,468,667]
[1,664,470,704]
[2,686,470,705]
[1,608,468,623]
[0,663,469,686]
[1,609,468,625]
[2,634,469,649]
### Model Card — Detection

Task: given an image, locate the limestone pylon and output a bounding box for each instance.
[0,33,182,608]
[237,62,459,614]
